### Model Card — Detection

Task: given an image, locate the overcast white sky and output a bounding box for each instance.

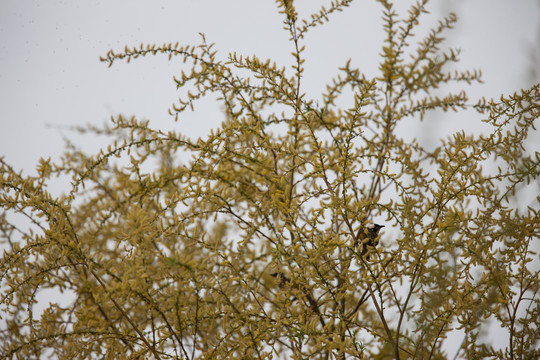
[1,0,539,173]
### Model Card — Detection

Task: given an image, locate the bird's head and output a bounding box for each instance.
[367,223,385,234]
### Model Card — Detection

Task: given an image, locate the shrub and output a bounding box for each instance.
[1,1,539,358]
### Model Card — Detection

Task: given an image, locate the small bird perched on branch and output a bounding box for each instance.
[271,272,301,302]
[354,223,385,259]
[270,272,294,292]
[270,272,323,318]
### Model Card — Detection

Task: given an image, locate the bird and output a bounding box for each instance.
[270,272,293,290]
[354,223,385,258]
[270,272,321,315]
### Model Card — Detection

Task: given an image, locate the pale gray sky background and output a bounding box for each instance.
[1,0,539,175]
